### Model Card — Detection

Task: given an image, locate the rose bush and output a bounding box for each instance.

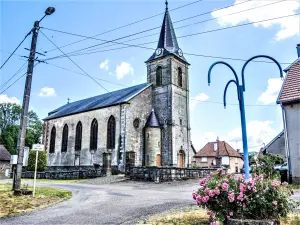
[192,169,298,224]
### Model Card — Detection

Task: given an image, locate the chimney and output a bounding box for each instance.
[237,149,240,153]
[297,44,300,58]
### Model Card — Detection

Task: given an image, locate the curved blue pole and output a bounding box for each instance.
[208,61,239,86]
[241,55,283,91]
[223,79,238,108]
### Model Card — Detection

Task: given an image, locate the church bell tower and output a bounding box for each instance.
[145,0,191,167]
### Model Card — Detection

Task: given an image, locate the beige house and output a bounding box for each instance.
[277,44,300,183]
[193,140,243,173]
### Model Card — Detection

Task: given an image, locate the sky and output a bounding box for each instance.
[1,0,300,152]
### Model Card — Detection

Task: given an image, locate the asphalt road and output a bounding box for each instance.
[0,180,199,225]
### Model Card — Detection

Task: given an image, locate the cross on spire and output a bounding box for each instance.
[67,98,70,104]
[165,0,168,10]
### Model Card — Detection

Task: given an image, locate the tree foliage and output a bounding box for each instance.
[27,150,47,172]
[252,153,284,179]
[0,103,43,154]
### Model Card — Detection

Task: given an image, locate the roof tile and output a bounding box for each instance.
[194,141,242,158]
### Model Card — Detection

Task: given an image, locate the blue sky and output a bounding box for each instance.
[1,0,299,151]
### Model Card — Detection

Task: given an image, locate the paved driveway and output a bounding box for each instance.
[0,180,199,224]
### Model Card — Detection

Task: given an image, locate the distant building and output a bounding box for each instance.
[277,44,300,183]
[0,145,11,178]
[193,140,243,173]
[259,130,286,160]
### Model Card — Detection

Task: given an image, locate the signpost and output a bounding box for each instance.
[31,144,44,197]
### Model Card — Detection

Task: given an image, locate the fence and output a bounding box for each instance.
[125,167,218,182]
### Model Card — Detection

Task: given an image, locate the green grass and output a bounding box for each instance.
[4,178,80,184]
[0,183,72,218]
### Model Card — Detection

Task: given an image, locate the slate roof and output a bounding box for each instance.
[145,109,160,127]
[44,83,152,120]
[277,47,300,104]
[194,141,242,158]
[0,145,11,161]
[145,3,189,64]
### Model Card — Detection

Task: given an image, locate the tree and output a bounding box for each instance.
[0,103,44,154]
[27,150,47,171]
[0,103,21,133]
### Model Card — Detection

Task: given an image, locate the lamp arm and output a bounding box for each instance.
[208,61,239,86]
[223,79,238,108]
[241,55,283,91]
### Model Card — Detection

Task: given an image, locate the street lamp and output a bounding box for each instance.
[13,7,55,193]
[208,55,283,179]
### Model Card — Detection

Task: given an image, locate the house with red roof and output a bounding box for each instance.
[193,139,243,173]
[277,44,300,183]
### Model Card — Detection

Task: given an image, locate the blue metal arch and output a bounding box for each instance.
[223,79,238,108]
[208,61,239,86]
[241,55,283,91]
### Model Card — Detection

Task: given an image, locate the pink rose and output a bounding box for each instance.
[214,188,220,195]
[210,222,219,225]
[229,212,233,216]
[202,196,210,203]
[237,192,244,201]
[209,190,215,197]
[196,195,202,204]
[192,193,197,200]
[222,183,229,192]
[273,201,278,206]
[239,183,246,193]
[243,203,246,208]
[207,211,213,215]
[253,187,257,193]
[282,181,288,186]
[227,215,230,219]
[199,179,206,186]
[223,178,228,183]
[228,192,235,203]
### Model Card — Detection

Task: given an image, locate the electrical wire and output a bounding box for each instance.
[190,98,277,107]
[44,0,206,53]
[0,61,27,91]
[0,30,31,70]
[40,30,110,92]
[43,0,284,59]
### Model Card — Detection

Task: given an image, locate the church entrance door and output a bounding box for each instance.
[178,150,185,168]
[156,154,161,166]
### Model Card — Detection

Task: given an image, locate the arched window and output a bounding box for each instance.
[156,66,162,86]
[75,121,82,151]
[107,116,116,149]
[90,119,98,150]
[49,126,56,153]
[178,67,183,87]
[61,124,68,152]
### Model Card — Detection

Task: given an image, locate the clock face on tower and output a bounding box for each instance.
[178,48,183,57]
[155,48,162,56]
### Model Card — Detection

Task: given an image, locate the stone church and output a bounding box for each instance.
[43,1,192,171]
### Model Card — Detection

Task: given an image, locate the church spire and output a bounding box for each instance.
[146,0,188,63]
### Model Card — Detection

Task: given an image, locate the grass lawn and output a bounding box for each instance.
[142,206,300,225]
[0,183,72,218]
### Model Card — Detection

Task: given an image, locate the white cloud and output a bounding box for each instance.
[258,78,283,104]
[190,93,209,110]
[0,94,20,104]
[39,87,56,97]
[211,1,300,40]
[193,120,278,152]
[115,62,134,80]
[99,59,109,71]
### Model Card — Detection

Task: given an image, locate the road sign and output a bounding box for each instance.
[10,155,18,165]
[32,144,44,151]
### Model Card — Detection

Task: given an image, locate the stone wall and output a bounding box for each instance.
[0,161,10,178]
[125,166,217,182]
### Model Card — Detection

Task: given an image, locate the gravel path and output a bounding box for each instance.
[0,178,199,225]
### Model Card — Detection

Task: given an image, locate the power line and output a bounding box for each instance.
[44,0,205,53]
[39,30,110,92]
[40,12,298,65]
[45,61,128,87]
[0,30,31,70]
[0,61,27,91]
[44,0,284,59]
[43,0,254,58]
[190,98,277,107]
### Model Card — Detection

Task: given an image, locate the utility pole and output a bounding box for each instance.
[13,7,55,193]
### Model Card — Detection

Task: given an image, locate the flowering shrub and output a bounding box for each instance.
[192,169,298,223]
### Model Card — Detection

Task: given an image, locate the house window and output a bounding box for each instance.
[156,66,162,86]
[178,67,182,87]
[201,157,207,162]
[75,121,82,151]
[107,116,116,149]
[61,124,68,152]
[222,156,229,165]
[90,119,98,150]
[49,126,56,153]
[179,119,182,126]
